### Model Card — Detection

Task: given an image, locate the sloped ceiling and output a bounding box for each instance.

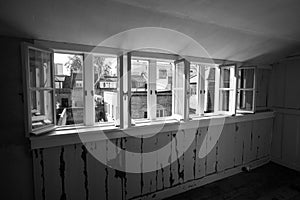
[0,0,300,64]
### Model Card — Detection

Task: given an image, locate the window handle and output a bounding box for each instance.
[155,90,158,95]
[150,90,153,95]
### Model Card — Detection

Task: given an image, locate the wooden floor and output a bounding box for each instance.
[165,162,300,200]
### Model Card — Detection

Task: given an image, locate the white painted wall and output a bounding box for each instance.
[270,58,300,171]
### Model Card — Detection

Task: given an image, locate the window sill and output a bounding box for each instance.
[30,111,275,149]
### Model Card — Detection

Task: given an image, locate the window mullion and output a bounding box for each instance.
[214,67,220,112]
[83,53,95,126]
[148,60,157,120]
[184,60,190,121]
[122,53,131,128]
[199,65,205,116]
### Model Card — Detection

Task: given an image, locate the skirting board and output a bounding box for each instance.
[134,156,271,200]
[271,157,300,172]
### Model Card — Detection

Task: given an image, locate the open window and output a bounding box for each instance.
[217,65,237,115]
[22,43,56,135]
[237,67,256,113]
[173,59,190,121]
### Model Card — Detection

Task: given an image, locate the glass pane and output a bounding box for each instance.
[238,68,254,89]
[94,56,118,123]
[220,68,230,88]
[131,59,148,119]
[157,61,173,118]
[54,53,84,125]
[31,90,54,130]
[29,48,52,88]
[189,64,198,115]
[237,90,254,111]
[173,61,184,117]
[219,90,230,111]
[204,66,216,113]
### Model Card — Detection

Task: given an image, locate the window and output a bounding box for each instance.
[130,59,148,120]
[22,44,56,135]
[237,67,256,113]
[54,53,84,126]
[23,43,249,136]
[93,55,118,123]
[218,65,236,115]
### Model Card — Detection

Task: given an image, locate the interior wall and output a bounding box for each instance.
[270,58,300,171]
[0,36,34,199]
[32,118,273,200]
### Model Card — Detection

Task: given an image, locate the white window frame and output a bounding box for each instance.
[236,66,256,114]
[22,43,56,136]
[23,42,251,136]
[216,65,237,115]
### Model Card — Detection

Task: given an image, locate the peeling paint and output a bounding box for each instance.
[215,143,219,173]
[59,147,66,200]
[34,149,38,159]
[140,137,144,195]
[81,145,89,200]
[235,123,239,132]
[242,141,245,164]
[39,149,45,200]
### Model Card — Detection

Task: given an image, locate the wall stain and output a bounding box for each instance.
[34,149,38,159]
[176,133,184,183]
[81,145,89,200]
[59,147,66,200]
[242,141,245,164]
[161,164,165,190]
[39,149,46,200]
[235,123,239,132]
[193,129,198,179]
[140,137,144,195]
[215,143,219,173]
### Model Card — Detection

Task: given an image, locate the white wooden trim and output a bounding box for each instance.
[83,53,95,126]
[30,111,274,149]
[148,60,157,120]
[184,60,190,121]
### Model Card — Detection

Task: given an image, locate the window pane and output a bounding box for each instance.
[238,68,254,89]
[29,49,52,88]
[54,53,84,125]
[131,59,148,119]
[31,90,54,129]
[237,90,254,111]
[94,56,118,123]
[219,90,230,111]
[173,61,185,117]
[189,64,198,115]
[220,67,231,88]
[204,66,216,113]
[157,61,173,118]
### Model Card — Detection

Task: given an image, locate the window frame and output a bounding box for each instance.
[22,43,56,136]
[23,41,259,137]
[236,66,256,114]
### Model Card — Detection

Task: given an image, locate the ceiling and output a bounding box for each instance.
[1,0,300,64]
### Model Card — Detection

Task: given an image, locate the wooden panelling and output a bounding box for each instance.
[32,117,273,200]
[270,59,300,171]
[43,147,61,200]
[86,141,107,200]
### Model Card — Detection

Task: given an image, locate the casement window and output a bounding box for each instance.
[237,67,256,113]
[189,64,236,117]
[22,44,56,135]
[128,56,188,123]
[23,43,245,136]
[217,65,237,115]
